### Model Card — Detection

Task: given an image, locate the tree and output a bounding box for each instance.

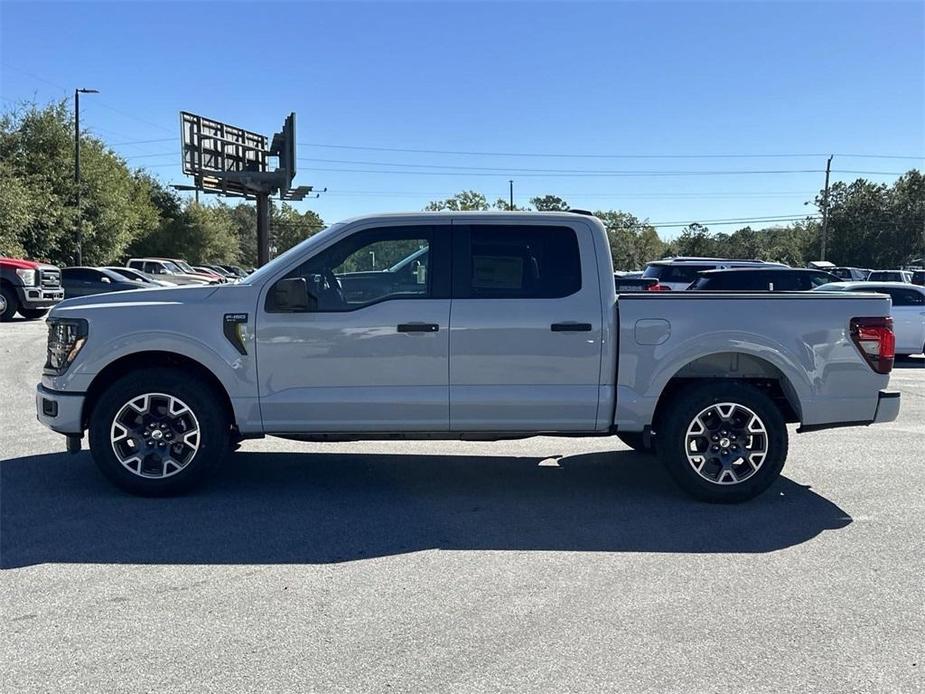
[672,223,715,257]
[0,101,160,265]
[594,210,665,270]
[271,203,326,258]
[530,194,570,211]
[0,160,31,257]
[424,190,489,211]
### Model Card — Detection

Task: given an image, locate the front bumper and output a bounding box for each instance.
[18,287,65,308]
[36,384,85,435]
[872,389,901,424]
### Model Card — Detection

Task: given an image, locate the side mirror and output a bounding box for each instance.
[101,276,111,284]
[273,277,317,312]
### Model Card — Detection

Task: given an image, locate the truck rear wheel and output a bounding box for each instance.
[0,286,18,321]
[87,368,230,496]
[658,382,787,503]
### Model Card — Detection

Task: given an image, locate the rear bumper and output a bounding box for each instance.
[36,384,85,435]
[18,287,64,308]
[872,389,901,424]
[797,390,900,433]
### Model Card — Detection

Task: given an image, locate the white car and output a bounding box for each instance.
[641,257,788,291]
[816,282,925,356]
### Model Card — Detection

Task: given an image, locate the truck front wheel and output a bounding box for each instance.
[18,308,48,320]
[658,382,788,503]
[0,286,18,321]
[87,368,230,496]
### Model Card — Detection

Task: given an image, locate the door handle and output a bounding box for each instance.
[397,323,439,333]
[551,322,593,332]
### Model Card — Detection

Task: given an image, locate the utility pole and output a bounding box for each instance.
[256,193,270,266]
[74,88,98,266]
[820,154,833,261]
[509,179,514,210]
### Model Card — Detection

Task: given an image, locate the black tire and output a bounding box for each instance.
[87,368,230,496]
[18,308,48,320]
[617,431,655,454]
[0,286,18,322]
[657,381,788,503]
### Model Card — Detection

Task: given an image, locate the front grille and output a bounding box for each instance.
[40,267,61,289]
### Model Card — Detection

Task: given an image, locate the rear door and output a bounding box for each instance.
[449,222,603,431]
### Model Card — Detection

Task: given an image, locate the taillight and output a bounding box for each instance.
[849,316,895,374]
[647,283,672,292]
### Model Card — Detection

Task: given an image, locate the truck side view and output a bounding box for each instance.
[36,212,900,502]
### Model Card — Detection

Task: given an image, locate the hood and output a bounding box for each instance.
[1,257,55,270]
[50,284,224,317]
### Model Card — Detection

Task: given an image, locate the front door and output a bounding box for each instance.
[256,223,451,432]
[449,223,604,431]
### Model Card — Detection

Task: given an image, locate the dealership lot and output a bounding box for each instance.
[1,317,923,693]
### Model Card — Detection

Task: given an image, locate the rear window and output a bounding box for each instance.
[642,264,713,284]
[459,225,581,299]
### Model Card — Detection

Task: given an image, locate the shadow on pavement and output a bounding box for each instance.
[893,355,924,369]
[1,449,852,568]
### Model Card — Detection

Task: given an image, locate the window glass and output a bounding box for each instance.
[643,264,713,283]
[462,226,581,299]
[886,288,925,306]
[273,227,435,311]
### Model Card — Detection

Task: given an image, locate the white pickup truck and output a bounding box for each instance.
[36,212,900,502]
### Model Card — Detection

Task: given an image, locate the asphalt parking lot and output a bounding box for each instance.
[1,317,923,693]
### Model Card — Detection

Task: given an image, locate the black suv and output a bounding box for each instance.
[689,267,840,291]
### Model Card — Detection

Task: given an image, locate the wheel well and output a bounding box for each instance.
[652,353,800,432]
[82,351,237,431]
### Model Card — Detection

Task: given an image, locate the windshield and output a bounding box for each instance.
[174,260,196,273]
[163,261,184,274]
[244,223,345,285]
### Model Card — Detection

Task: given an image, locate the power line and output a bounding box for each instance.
[296,165,905,178]
[299,141,925,161]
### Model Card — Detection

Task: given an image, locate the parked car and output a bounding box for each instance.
[867,270,912,283]
[37,212,900,503]
[191,266,228,283]
[61,267,147,298]
[0,257,64,321]
[614,275,661,292]
[216,264,249,278]
[126,259,210,285]
[201,264,238,280]
[152,257,222,284]
[912,270,924,287]
[641,257,788,291]
[815,281,925,357]
[103,266,176,287]
[831,267,871,281]
[689,268,839,292]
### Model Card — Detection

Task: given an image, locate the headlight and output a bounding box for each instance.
[16,268,37,286]
[44,318,89,375]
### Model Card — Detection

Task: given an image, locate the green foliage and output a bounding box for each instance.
[530,194,570,211]
[594,210,665,270]
[0,101,159,265]
[1,100,325,268]
[424,190,489,211]
[821,171,924,267]
[270,203,326,260]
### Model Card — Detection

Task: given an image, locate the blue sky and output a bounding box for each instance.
[2,0,923,237]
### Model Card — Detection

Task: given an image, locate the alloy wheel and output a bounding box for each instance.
[110,393,200,479]
[684,402,768,485]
